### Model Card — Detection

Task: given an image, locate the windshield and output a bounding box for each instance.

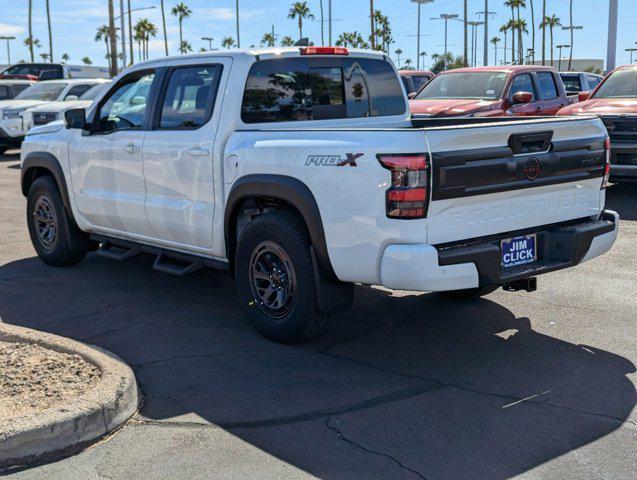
[560,74,582,92]
[15,82,66,101]
[415,72,507,100]
[593,69,637,98]
[80,83,110,101]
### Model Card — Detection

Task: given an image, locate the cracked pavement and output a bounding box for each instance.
[1,150,636,479]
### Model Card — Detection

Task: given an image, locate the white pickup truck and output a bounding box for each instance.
[20,47,618,343]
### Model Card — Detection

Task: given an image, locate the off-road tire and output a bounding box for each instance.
[235,210,333,343]
[26,175,93,266]
[439,285,499,300]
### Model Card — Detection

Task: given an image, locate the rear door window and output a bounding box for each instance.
[241,56,405,123]
[560,74,582,92]
[537,72,558,99]
[587,75,601,89]
[410,75,431,91]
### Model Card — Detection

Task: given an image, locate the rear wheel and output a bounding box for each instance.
[26,175,93,266]
[439,285,499,300]
[235,210,333,343]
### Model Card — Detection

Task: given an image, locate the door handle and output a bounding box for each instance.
[123,143,140,154]
[186,147,210,157]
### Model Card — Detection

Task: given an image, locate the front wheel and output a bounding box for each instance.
[235,211,333,343]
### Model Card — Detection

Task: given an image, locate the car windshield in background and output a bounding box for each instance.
[415,72,507,100]
[410,75,431,91]
[15,82,66,101]
[2,64,62,78]
[79,83,110,101]
[561,75,582,92]
[593,69,637,98]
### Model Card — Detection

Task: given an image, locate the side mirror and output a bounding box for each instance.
[512,91,533,105]
[408,92,417,100]
[65,95,79,102]
[578,90,591,101]
[130,96,145,106]
[64,108,86,129]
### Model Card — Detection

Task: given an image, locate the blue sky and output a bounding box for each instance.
[0,0,635,69]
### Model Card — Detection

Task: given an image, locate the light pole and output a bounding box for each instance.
[468,21,484,66]
[431,13,459,70]
[0,36,15,64]
[556,44,570,71]
[412,0,434,71]
[476,7,496,66]
[202,37,214,51]
[626,48,637,64]
[562,25,583,70]
[607,0,618,71]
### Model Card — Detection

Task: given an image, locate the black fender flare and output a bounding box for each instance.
[21,152,74,218]
[225,174,337,280]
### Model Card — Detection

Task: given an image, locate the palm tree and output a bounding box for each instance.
[135,19,157,60]
[504,0,516,63]
[490,37,501,65]
[160,0,169,55]
[541,0,546,65]
[514,18,528,64]
[95,25,112,63]
[133,23,144,61]
[171,2,192,53]
[499,24,509,65]
[369,0,375,49]
[261,32,276,47]
[395,48,403,68]
[61,53,70,63]
[529,0,535,63]
[567,0,574,70]
[463,0,468,66]
[373,10,392,53]
[319,0,324,46]
[287,2,314,40]
[24,37,41,61]
[280,35,295,47]
[404,58,413,69]
[45,0,53,62]
[39,53,50,62]
[27,0,34,61]
[179,40,193,54]
[540,14,561,67]
[335,32,368,49]
[82,56,92,65]
[221,36,236,49]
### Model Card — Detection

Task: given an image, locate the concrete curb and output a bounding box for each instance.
[0,323,138,469]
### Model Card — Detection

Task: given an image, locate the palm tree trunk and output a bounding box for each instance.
[568,0,574,70]
[45,0,53,62]
[299,18,303,40]
[517,7,523,63]
[320,0,324,46]
[127,0,134,63]
[550,26,554,67]
[530,0,535,63]
[28,0,34,61]
[510,7,515,64]
[179,19,183,51]
[235,0,240,48]
[541,0,546,65]
[463,0,468,66]
[161,0,169,55]
[108,0,118,77]
[503,32,507,65]
[105,39,110,63]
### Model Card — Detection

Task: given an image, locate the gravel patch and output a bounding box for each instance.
[0,341,101,421]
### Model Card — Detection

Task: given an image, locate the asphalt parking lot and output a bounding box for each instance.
[1,149,636,479]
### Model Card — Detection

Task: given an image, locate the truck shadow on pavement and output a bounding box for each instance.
[605,182,637,221]
[0,254,635,479]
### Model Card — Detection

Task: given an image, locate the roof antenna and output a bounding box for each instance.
[294,38,310,47]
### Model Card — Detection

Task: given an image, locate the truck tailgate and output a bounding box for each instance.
[424,117,608,245]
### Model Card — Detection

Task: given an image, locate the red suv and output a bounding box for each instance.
[409,66,569,117]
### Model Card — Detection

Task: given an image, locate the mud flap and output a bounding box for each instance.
[310,246,354,314]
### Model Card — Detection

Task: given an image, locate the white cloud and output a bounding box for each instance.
[0,23,24,36]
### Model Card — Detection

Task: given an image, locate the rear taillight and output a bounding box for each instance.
[377,153,429,219]
[602,136,611,189]
[300,46,349,56]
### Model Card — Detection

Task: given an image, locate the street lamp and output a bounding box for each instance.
[476,2,496,66]
[411,0,434,71]
[0,36,15,64]
[430,13,459,70]
[202,37,214,51]
[467,21,484,67]
[556,44,570,71]
[626,47,637,64]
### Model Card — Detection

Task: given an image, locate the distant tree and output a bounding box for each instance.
[261,32,276,47]
[372,10,392,52]
[171,2,192,53]
[61,53,70,62]
[82,56,92,65]
[221,36,236,49]
[583,65,602,74]
[404,58,413,69]
[39,53,50,61]
[490,37,501,65]
[540,14,561,67]
[280,35,295,46]
[199,47,207,52]
[395,48,403,68]
[23,37,41,60]
[335,32,369,49]
[95,25,113,64]
[430,52,466,74]
[287,1,314,40]
[179,40,193,54]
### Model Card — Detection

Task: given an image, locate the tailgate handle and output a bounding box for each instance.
[508,131,553,155]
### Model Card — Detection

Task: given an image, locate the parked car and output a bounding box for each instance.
[560,71,604,96]
[558,64,637,182]
[410,65,569,117]
[21,47,617,343]
[0,79,35,100]
[0,78,108,153]
[399,69,434,97]
[0,63,71,81]
[23,82,111,130]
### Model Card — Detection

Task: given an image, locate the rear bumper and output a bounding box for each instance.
[380,210,619,292]
[609,142,637,181]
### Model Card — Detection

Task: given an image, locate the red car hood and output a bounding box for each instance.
[558,98,637,116]
[409,98,502,116]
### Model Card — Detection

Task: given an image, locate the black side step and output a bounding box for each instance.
[97,240,141,261]
[153,253,203,276]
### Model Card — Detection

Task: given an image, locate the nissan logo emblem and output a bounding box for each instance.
[523,157,541,181]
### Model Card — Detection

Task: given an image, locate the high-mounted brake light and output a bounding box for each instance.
[300,47,349,56]
[602,137,611,189]
[377,153,430,219]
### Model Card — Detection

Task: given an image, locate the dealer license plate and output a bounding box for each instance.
[501,234,537,269]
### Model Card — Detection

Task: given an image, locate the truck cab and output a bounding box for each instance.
[410,66,569,117]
